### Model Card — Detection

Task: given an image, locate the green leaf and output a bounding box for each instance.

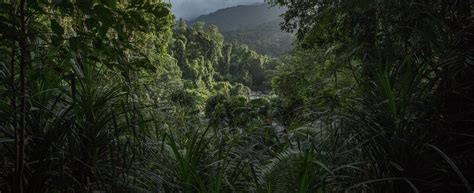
[69,37,79,51]
[100,0,116,8]
[0,3,15,13]
[0,101,13,113]
[428,144,473,193]
[0,16,16,38]
[50,19,64,36]
[85,17,98,31]
[77,0,93,14]
[152,6,170,18]
[129,11,147,28]
[0,138,14,143]
[51,35,63,46]
[94,4,115,27]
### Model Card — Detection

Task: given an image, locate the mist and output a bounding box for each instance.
[169,0,263,20]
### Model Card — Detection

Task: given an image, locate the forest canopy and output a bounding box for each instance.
[0,0,473,193]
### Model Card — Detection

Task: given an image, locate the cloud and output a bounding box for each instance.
[169,0,263,20]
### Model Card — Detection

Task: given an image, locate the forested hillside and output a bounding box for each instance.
[171,19,279,92]
[189,3,284,31]
[0,1,473,193]
[189,3,293,56]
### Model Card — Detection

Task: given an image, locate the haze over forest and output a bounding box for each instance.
[170,0,263,19]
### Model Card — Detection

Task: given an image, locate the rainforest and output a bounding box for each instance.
[0,0,473,192]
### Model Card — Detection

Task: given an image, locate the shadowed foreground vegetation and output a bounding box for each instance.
[0,0,473,192]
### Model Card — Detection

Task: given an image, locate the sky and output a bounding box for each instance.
[168,0,263,20]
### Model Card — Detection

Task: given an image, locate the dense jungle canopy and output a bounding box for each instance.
[0,0,473,192]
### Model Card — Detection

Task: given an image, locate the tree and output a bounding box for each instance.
[170,20,279,92]
[268,0,474,192]
[0,1,174,192]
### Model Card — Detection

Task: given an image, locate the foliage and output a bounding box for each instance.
[0,0,176,192]
[0,0,472,192]
[170,20,279,91]
[188,3,293,56]
[268,0,474,192]
[224,20,293,57]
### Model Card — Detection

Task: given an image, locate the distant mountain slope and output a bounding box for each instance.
[189,3,285,31]
[189,3,293,56]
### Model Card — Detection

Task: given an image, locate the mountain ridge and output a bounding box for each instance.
[189,3,286,31]
[187,3,293,56]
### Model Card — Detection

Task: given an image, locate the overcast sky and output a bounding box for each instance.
[168,0,263,20]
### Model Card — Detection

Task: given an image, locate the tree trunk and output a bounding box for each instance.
[15,0,28,192]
